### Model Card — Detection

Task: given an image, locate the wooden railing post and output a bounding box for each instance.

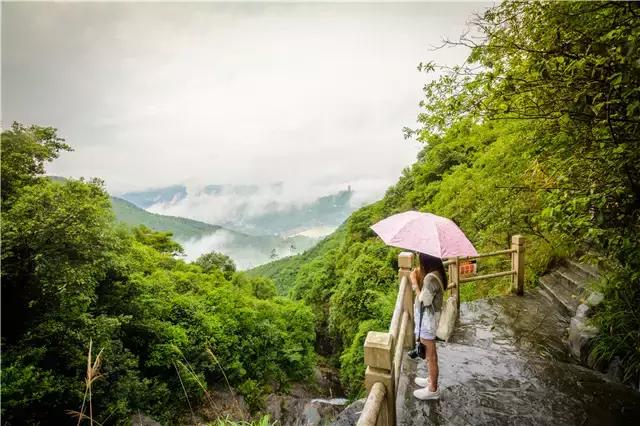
[364,331,395,426]
[398,252,414,347]
[511,235,525,295]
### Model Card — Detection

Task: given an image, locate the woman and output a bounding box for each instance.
[409,252,446,400]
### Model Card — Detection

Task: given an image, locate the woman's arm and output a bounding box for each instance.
[409,268,420,291]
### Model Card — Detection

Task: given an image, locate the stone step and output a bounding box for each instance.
[556,265,592,290]
[558,262,591,283]
[536,284,562,307]
[539,271,583,314]
[565,259,601,281]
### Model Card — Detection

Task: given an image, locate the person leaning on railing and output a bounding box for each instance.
[409,252,447,400]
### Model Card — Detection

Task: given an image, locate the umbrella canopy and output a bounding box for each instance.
[370,211,478,258]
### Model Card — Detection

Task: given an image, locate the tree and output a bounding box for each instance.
[132,225,184,256]
[1,124,317,423]
[0,122,71,208]
[2,177,119,338]
[194,251,236,279]
[413,1,640,383]
[415,1,640,262]
[329,253,396,347]
[249,276,277,300]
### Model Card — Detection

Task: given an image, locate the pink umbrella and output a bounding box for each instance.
[370,211,477,258]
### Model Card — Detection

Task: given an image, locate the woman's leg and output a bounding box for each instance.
[422,338,438,391]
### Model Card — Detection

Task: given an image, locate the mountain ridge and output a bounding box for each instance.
[110,196,318,269]
[120,184,356,236]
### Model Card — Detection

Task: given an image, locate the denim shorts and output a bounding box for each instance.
[415,307,440,341]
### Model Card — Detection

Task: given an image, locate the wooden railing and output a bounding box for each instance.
[357,235,525,426]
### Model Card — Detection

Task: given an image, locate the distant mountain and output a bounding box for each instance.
[111,196,222,240]
[119,184,356,236]
[110,197,317,269]
[120,185,187,209]
[239,190,353,235]
[120,183,269,209]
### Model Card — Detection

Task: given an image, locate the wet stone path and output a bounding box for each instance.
[396,288,640,425]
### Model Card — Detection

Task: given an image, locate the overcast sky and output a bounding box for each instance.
[2,1,488,197]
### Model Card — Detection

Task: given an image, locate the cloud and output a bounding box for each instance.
[180,228,304,270]
[146,178,388,228]
[2,2,487,194]
[180,229,265,269]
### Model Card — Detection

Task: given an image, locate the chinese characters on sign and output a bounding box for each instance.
[459,260,477,277]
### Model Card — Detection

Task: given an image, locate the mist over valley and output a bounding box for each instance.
[112,182,365,268]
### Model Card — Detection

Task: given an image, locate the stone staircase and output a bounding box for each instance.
[538,259,610,372]
[538,259,601,314]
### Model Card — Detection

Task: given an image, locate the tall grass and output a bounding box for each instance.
[67,339,104,425]
[209,415,277,426]
[590,267,640,384]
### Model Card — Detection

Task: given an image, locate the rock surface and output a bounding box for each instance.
[302,399,347,425]
[539,261,610,371]
[586,291,604,307]
[607,356,625,383]
[331,398,365,426]
[263,368,347,426]
[568,315,599,363]
[131,413,161,426]
[575,303,590,319]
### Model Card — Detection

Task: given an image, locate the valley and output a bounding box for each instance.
[3,2,638,425]
[110,196,317,269]
[111,185,357,269]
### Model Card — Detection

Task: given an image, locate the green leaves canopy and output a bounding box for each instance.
[1,125,315,424]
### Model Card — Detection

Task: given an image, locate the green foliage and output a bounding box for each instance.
[195,251,237,279]
[236,380,265,413]
[249,276,277,300]
[590,266,640,382]
[2,178,118,341]
[1,125,315,424]
[0,122,71,208]
[412,0,640,383]
[111,196,222,240]
[249,226,345,296]
[257,1,640,391]
[329,253,396,346]
[209,414,277,426]
[110,195,318,270]
[339,290,395,397]
[133,224,185,256]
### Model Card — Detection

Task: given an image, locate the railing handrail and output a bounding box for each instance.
[357,382,386,426]
[446,248,516,262]
[358,235,525,426]
[388,276,408,339]
[460,269,516,283]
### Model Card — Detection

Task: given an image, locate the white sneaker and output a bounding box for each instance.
[413,386,440,400]
[414,376,431,387]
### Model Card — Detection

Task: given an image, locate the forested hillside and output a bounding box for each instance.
[252,1,640,396]
[1,123,315,424]
[110,196,316,269]
[2,1,638,423]
[111,196,223,239]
